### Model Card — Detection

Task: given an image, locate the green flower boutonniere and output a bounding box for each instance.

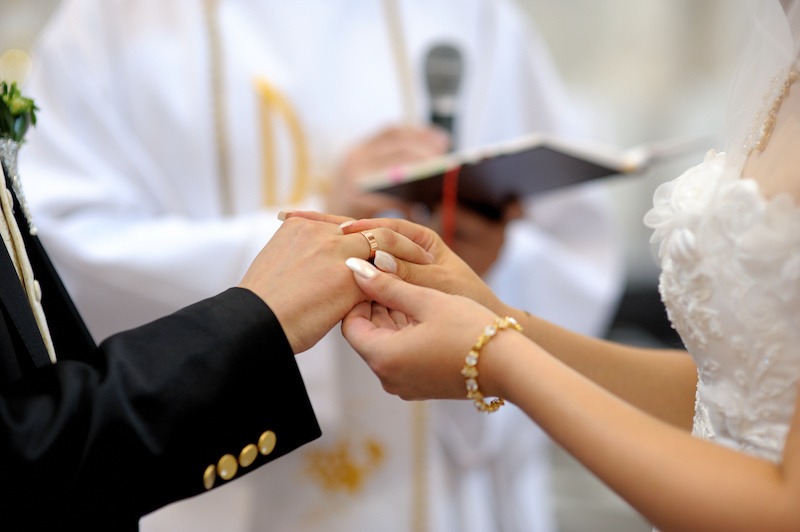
[0,81,38,142]
[0,81,38,234]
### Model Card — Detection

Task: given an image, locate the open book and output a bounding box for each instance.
[360,133,706,219]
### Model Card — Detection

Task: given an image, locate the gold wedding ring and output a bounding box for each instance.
[360,231,378,261]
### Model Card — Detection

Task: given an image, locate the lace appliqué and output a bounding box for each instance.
[644,150,800,462]
[692,389,715,441]
[645,151,727,352]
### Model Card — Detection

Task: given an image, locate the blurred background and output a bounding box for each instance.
[0,1,751,530]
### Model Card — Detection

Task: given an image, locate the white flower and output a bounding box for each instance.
[645,150,727,262]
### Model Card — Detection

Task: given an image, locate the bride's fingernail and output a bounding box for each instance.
[373,250,397,273]
[346,257,379,279]
[277,210,293,221]
[339,220,354,233]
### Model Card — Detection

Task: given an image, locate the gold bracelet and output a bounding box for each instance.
[461,316,522,413]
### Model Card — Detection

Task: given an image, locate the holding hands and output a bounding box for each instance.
[238,214,434,354]
[338,216,509,318]
[280,211,523,404]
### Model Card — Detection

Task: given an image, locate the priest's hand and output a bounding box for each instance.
[428,201,523,277]
[327,125,450,220]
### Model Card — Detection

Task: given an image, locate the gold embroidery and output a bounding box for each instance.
[254,78,311,206]
[381,0,418,124]
[412,403,428,532]
[202,0,234,215]
[304,438,386,493]
[382,1,427,527]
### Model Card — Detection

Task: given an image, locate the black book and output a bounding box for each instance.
[360,134,704,219]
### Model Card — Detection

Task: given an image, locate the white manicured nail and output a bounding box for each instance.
[277,210,292,221]
[373,250,397,273]
[346,257,379,279]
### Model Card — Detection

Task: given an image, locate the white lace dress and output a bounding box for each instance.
[645,150,800,463]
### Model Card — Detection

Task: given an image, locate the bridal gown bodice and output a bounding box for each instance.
[645,150,800,463]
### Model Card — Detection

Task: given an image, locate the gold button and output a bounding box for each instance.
[258,430,277,455]
[203,464,216,490]
[217,454,238,481]
[239,444,258,468]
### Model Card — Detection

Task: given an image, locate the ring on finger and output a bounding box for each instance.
[360,231,378,261]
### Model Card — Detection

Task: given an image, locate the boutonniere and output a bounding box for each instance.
[0,81,39,234]
[0,81,38,142]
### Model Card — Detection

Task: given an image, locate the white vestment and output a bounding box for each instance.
[23,0,624,530]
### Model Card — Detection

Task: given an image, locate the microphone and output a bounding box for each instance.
[424,43,463,150]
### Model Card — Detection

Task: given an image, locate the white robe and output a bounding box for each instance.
[23,0,625,530]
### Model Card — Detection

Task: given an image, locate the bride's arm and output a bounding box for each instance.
[484,328,800,532]
[342,264,800,531]
[503,309,697,429]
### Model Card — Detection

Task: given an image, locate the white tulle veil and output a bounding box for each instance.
[727,0,800,196]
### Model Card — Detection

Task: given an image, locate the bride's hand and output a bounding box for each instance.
[342,258,503,400]
[281,210,514,315]
[338,216,508,316]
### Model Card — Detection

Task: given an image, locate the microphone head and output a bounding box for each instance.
[424,43,463,101]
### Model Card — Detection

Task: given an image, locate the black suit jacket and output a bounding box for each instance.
[0,183,321,530]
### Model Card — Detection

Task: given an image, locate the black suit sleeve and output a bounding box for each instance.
[2,287,320,530]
